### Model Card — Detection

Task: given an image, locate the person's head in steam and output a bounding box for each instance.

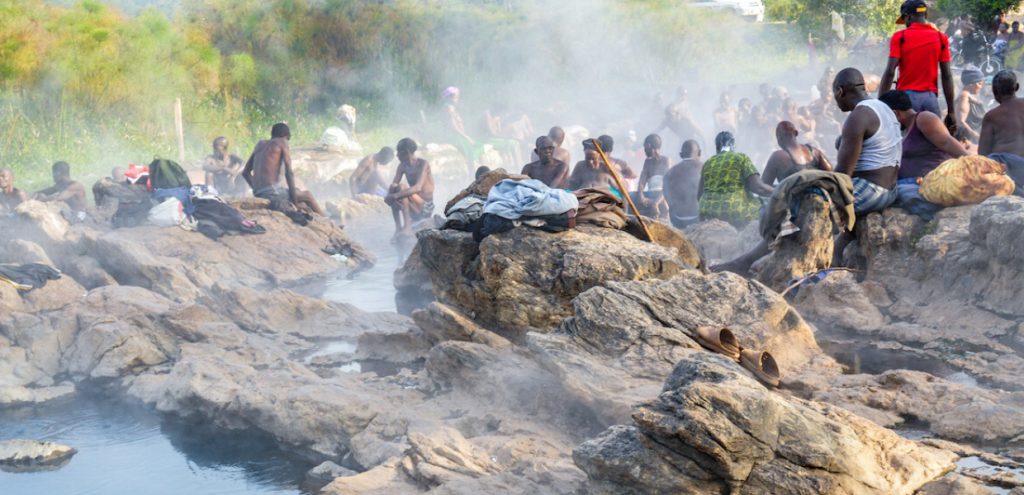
[443,86,460,105]
[547,127,565,147]
[271,123,291,140]
[680,140,701,160]
[111,166,125,183]
[52,161,71,184]
[397,138,418,165]
[714,132,736,154]
[375,147,395,165]
[213,136,229,157]
[643,134,662,158]
[598,135,614,155]
[534,136,555,165]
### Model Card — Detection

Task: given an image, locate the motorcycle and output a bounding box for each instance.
[954,30,1003,76]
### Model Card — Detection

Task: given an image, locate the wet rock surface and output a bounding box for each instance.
[0,439,77,472]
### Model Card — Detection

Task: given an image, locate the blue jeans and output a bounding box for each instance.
[904,90,940,115]
[895,178,943,220]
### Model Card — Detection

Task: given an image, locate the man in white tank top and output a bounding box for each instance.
[833,68,901,214]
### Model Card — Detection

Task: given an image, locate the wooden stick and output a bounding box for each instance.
[174,97,186,164]
[590,139,654,242]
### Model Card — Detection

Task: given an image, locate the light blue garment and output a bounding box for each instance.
[483,179,579,220]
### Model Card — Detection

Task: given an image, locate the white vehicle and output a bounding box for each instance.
[686,0,766,23]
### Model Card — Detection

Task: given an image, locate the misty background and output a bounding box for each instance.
[0,0,1011,189]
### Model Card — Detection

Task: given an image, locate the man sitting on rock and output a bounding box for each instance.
[34,161,88,221]
[385,138,435,239]
[833,68,901,214]
[980,70,1024,196]
[243,123,325,219]
[350,147,394,197]
[566,147,618,192]
[203,136,247,196]
[0,168,28,214]
[521,136,569,188]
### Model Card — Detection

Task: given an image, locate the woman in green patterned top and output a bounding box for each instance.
[699,132,774,227]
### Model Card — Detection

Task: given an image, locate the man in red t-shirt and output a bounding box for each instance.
[878,0,957,134]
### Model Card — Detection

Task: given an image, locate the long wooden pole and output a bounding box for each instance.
[174,97,185,163]
[590,139,654,242]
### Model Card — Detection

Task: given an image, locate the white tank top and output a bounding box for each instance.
[855,99,902,172]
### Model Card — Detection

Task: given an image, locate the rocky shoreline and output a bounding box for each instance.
[3,195,1024,493]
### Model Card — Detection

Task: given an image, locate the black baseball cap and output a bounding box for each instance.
[896,0,928,24]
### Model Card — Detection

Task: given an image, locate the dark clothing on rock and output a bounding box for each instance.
[0,263,61,291]
[988,153,1024,197]
[254,186,311,226]
[473,211,576,242]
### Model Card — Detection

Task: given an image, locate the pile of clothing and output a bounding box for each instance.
[760,170,855,245]
[0,263,61,292]
[574,187,628,229]
[473,179,579,241]
[114,158,266,240]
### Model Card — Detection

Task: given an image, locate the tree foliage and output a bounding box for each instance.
[936,0,1023,26]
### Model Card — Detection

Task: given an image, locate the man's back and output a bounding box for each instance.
[983,98,1024,156]
[664,159,702,217]
[891,23,950,94]
[251,138,287,190]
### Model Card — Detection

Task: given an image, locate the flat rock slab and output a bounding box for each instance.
[0,439,77,472]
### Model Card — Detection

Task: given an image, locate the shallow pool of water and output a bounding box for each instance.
[322,222,414,313]
[0,396,312,495]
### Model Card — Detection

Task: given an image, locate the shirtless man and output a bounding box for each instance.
[636,134,670,213]
[597,135,636,180]
[979,70,1024,195]
[203,137,247,195]
[548,126,572,166]
[663,140,703,229]
[0,168,28,214]
[761,121,833,187]
[242,123,324,217]
[385,138,435,237]
[350,147,394,197]
[566,149,618,191]
[655,102,705,149]
[35,161,87,214]
[521,136,569,188]
[712,92,739,135]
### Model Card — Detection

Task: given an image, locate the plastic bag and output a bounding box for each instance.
[148,197,186,227]
[919,156,1017,206]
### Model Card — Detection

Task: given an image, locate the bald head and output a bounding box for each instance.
[833,67,865,91]
[775,121,799,146]
[833,67,868,112]
[992,70,1019,103]
[548,127,565,145]
[680,140,701,159]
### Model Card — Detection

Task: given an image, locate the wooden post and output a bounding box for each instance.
[174,97,185,163]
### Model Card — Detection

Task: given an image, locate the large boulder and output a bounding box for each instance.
[756,194,835,292]
[400,225,699,334]
[574,353,956,495]
[528,270,842,425]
